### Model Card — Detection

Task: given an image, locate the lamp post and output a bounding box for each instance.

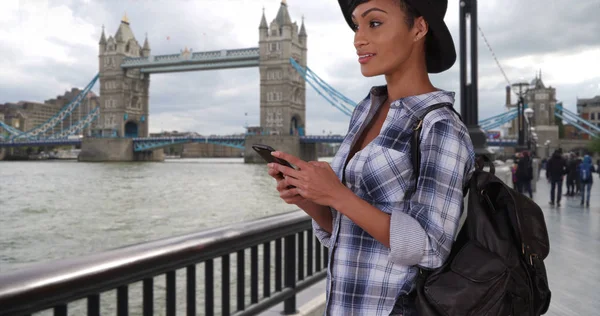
[459,0,493,157]
[524,108,534,150]
[512,81,529,151]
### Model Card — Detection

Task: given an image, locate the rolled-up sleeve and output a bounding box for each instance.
[386,118,474,268]
[311,208,336,248]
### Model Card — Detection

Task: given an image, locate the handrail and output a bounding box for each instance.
[0,210,328,316]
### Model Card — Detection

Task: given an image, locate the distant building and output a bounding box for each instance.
[0,102,54,132]
[45,89,101,135]
[575,95,600,140]
[505,71,558,134]
[504,70,559,154]
[0,89,99,136]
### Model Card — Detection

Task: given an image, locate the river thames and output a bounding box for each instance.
[0,158,325,274]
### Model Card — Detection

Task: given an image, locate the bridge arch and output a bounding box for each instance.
[124,121,139,138]
[290,115,304,136]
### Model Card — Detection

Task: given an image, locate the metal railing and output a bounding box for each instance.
[0,211,329,316]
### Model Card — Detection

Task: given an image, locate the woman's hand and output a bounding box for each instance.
[268,151,349,207]
[267,164,305,205]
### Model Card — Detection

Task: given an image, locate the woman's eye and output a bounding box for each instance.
[370,21,382,28]
[352,20,381,31]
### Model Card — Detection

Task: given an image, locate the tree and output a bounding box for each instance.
[588,137,600,153]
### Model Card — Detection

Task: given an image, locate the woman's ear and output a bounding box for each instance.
[413,17,429,42]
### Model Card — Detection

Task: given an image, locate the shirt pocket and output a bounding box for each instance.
[360,145,413,212]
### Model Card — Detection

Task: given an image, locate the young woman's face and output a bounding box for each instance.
[351,0,424,77]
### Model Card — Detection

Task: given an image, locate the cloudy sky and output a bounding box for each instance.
[1,0,599,135]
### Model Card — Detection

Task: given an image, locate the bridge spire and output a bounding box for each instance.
[274,0,292,26]
[99,24,106,45]
[121,12,129,24]
[142,32,151,56]
[299,15,307,37]
[260,6,268,29]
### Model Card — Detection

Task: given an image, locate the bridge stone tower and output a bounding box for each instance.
[258,0,307,136]
[97,14,151,138]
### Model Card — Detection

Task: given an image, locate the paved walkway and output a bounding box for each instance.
[534,177,600,315]
[263,177,600,315]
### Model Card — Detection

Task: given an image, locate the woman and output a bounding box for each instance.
[267,0,475,314]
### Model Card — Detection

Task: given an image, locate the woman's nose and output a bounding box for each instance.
[354,31,367,49]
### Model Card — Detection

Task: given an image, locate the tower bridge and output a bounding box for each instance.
[77,1,310,162]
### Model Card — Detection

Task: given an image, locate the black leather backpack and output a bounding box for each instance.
[410,104,551,315]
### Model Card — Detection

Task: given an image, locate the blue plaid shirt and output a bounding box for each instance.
[313,86,475,315]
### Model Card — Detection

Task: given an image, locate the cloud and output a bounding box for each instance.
[0,0,598,136]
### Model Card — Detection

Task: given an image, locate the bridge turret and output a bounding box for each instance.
[142,33,151,57]
[259,7,268,41]
[275,0,293,38]
[114,13,140,56]
[96,14,150,139]
[298,16,307,50]
[99,25,107,54]
[258,0,307,136]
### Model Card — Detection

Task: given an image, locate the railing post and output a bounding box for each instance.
[283,233,297,315]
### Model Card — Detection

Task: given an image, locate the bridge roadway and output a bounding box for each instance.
[262,176,600,316]
[0,136,519,151]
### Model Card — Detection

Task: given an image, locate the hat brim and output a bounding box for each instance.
[338,0,456,73]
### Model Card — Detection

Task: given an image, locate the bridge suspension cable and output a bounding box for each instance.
[555,103,600,137]
[289,58,355,116]
[478,108,518,125]
[481,111,518,131]
[48,107,100,139]
[478,24,512,91]
[12,74,99,140]
[0,121,24,138]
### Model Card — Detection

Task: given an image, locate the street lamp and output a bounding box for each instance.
[459,0,493,157]
[524,108,535,151]
[512,81,529,150]
[524,108,534,121]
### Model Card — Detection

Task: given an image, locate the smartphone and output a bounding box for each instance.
[252,144,297,189]
[251,144,294,168]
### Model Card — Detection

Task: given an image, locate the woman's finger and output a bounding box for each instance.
[269,163,304,180]
[267,167,283,180]
[283,195,305,204]
[284,176,302,189]
[280,187,301,199]
[276,178,290,191]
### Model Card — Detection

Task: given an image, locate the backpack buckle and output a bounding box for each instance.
[413,120,424,131]
[529,253,538,266]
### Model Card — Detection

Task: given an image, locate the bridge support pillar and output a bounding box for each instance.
[78,138,164,162]
[244,135,317,164]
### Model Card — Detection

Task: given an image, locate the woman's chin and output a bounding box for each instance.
[360,65,382,78]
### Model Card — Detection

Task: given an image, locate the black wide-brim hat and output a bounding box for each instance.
[338,0,456,73]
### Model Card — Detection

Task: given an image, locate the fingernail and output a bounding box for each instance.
[267,163,274,168]
[272,151,279,157]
